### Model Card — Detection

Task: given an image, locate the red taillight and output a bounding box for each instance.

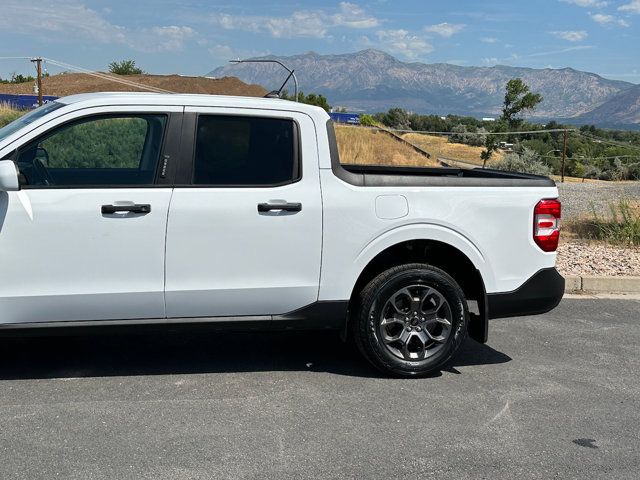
[534,199,561,252]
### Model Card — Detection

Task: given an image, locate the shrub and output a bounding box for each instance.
[359,114,376,127]
[493,148,552,176]
[449,124,487,147]
[627,163,640,180]
[108,60,144,75]
[573,200,640,246]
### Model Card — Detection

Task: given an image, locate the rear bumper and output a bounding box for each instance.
[487,268,565,319]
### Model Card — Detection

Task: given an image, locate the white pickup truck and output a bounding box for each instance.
[0,93,564,376]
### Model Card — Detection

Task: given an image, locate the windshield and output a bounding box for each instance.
[0,102,65,144]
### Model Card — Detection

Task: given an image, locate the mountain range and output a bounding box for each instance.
[209,49,639,127]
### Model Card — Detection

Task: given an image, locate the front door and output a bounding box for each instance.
[165,108,322,318]
[0,109,180,324]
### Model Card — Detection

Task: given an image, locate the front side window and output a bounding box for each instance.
[16,114,167,187]
[193,115,298,186]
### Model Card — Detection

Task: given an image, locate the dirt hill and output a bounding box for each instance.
[0,73,267,98]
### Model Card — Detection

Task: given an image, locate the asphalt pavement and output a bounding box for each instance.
[0,297,639,479]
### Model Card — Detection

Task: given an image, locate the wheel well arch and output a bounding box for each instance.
[348,239,487,342]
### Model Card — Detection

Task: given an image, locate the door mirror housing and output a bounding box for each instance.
[0,160,20,191]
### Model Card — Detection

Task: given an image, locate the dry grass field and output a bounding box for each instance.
[335,125,439,167]
[402,132,506,166]
[0,103,24,127]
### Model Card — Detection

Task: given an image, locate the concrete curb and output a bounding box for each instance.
[564,275,640,294]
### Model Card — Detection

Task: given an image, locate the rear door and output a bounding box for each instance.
[165,107,322,318]
[0,106,182,324]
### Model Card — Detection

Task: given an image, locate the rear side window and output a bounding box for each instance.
[193,115,299,186]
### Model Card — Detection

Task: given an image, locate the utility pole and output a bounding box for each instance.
[561,129,567,183]
[30,57,43,106]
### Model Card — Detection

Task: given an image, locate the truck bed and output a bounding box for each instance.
[337,164,556,187]
[326,122,555,188]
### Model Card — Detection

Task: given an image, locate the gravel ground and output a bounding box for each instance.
[557,241,640,276]
[554,182,640,276]
[557,181,640,220]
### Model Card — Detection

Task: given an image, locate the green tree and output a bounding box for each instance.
[282,91,331,112]
[108,60,144,75]
[501,78,543,127]
[480,136,498,168]
[381,108,411,130]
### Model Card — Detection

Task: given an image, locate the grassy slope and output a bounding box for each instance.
[335,125,439,167]
[402,132,505,166]
[0,104,23,127]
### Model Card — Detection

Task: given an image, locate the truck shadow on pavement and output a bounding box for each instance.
[0,330,511,380]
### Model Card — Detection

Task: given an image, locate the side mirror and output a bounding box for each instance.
[0,160,20,191]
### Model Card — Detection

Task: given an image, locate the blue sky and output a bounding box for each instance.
[1,0,639,83]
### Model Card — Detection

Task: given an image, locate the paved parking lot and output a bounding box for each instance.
[0,297,639,479]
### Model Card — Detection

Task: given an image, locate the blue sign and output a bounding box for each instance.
[0,94,59,110]
[329,112,361,125]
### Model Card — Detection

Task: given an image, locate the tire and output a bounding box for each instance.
[352,263,468,377]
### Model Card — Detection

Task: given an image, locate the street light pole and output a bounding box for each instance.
[229,59,298,101]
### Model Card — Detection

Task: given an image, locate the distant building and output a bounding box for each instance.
[482,117,496,122]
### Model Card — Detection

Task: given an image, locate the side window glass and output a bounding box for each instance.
[17,115,166,187]
[193,115,298,186]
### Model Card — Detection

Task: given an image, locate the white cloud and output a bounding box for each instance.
[484,45,593,65]
[375,29,434,59]
[481,37,498,43]
[590,13,631,26]
[551,30,588,41]
[0,0,126,44]
[0,0,196,53]
[424,22,465,38]
[214,14,262,34]
[619,0,640,13]
[265,11,329,38]
[482,57,499,65]
[561,0,607,7]
[208,2,379,39]
[525,45,593,57]
[139,26,194,52]
[333,2,380,28]
[207,44,270,62]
